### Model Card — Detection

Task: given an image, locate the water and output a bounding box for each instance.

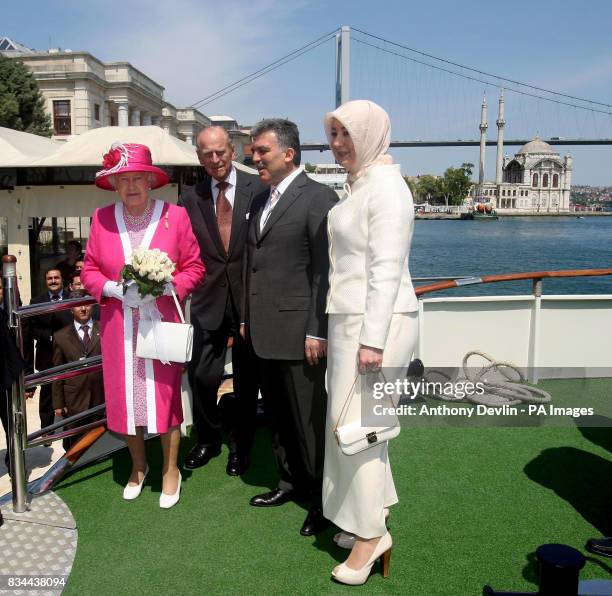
[410,216,612,297]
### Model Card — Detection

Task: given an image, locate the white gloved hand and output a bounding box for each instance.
[163,282,175,297]
[124,283,158,309]
[103,281,124,301]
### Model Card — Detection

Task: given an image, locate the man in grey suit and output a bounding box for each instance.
[241,119,337,536]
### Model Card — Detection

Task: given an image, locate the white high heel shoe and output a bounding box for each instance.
[331,531,393,585]
[123,466,149,501]
[159,471,182,509]
[333,508,390,550]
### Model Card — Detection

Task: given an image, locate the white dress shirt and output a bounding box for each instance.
[259,167,303,232]
[74,318,94,342]
[211,166,237,213]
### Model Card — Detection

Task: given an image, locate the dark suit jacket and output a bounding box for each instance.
[29,293,74,371]
[179,168,265,330]
[52,321,103,415]
[243,172,337,360]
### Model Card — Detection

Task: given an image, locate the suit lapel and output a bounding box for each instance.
[228,170,250,256]
[196,179,226,256]
[258,173,306,242]
[88,322,101,356]
[68,324,86,356]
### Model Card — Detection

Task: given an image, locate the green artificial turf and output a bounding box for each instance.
[56,378,612,595]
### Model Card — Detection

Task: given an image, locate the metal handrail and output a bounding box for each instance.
[2,255,105,512]
[27,404,106,441]
[25,355,102,390]
[414,267,612,296]
[14,295,97,319]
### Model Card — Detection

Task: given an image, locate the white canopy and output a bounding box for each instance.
[32,125,199,167]
[0,127,59,166]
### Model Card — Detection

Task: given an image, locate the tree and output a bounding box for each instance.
[460,162,474,177]
[0,54,52,136]
[440,166,473,206]
[403,176,417,197]
[304,162,316,173]
[415,175,441,203]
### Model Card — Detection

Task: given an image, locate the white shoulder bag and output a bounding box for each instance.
[136,288,193,364]
[333,373,400,456]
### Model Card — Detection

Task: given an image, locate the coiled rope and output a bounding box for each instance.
[420,351,552,406]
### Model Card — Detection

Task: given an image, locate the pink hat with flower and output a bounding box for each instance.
[95,142,170,190]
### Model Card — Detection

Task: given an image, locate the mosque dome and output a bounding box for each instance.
[518,137,557,155]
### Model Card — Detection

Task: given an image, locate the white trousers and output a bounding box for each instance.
[322,312,418,538]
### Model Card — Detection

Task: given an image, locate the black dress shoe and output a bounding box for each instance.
[586,537,612,558]
[300,507,331,536]
[249,488,295,507]
[184,444,221,469]
[226,452,249,476]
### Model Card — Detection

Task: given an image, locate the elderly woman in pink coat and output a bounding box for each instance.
[82,143,205,509]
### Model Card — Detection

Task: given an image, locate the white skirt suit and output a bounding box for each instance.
[322,163,419,538]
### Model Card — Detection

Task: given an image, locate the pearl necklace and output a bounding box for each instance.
[123,200,153,229]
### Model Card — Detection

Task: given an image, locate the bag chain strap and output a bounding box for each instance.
[332,370,388,433]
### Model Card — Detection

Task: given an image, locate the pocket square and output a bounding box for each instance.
[246,212,250,220]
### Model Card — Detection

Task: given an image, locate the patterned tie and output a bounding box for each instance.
[51,294,60,301]
[216,180,232,253]
[81,325,91,351]
[261,187,280,230]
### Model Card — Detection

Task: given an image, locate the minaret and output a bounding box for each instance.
[496,89,505,185]
[478,93,488,192]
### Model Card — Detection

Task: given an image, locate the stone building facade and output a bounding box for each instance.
[0,37,239,147]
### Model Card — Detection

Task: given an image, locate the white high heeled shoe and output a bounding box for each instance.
[123,466,149,501]
[331,531,393,586]
[333,508,390,550]
[159,471,182,509]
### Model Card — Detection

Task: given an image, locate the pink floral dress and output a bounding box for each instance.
[124,201,154,427]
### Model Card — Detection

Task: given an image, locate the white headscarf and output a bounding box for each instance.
[324,99,393,185]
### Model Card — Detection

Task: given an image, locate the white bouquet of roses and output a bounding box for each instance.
[120,247,176,299]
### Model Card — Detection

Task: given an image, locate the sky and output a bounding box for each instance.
[3,0,612,184]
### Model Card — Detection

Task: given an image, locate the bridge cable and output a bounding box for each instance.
[190,29,339,109]
[352,27,612,110]
[352,37,612,117]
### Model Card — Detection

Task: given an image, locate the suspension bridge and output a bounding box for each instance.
[189,26,612,151]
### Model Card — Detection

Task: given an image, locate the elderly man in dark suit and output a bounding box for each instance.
[29,268,73,431]
[242,118,337,536]
[179,126,265,475]
[52,290,104,450]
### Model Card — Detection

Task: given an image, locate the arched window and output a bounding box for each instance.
[552,174,559,188]
[532,173,539,187]
[502,189,505,196]
[543,173,549,188]
[504,161,523,183]
[513,189,517,196]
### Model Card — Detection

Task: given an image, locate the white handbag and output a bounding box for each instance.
[333,373,400,456]
[136,289,193,364]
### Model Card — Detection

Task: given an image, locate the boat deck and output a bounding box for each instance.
[2,377,608,594]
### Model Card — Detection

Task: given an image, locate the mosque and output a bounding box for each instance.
[469,93,572,213]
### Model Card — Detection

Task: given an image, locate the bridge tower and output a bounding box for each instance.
[335,26,350,107]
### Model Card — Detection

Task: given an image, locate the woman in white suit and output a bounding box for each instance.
[322,100,419,585]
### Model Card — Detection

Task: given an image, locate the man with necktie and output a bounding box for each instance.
[242,118,337,536]
[179,126,265,475]
[28,268,73,431]
[52,290,103,450]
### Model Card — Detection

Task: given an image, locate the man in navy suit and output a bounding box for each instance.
[179,126,265,475]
